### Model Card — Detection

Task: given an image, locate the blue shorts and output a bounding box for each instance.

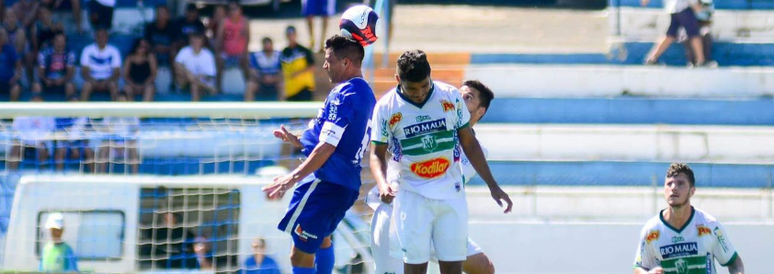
[278,178,359,254]
[301,0,336,17]
[667,8,700,38]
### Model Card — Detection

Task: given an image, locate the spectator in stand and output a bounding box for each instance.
[9,0,39,29]
[123,38,157,101]
[0,28,21,101]
[40,213,78,272]
[280,26,315,101]
[40,0,83,33]
[54,98,95,172]
[215,0,249,93]
[80,28,121,101]
[97,93,140,174]
[642,0,708,66]
[682,0,714,67]
[173,4,206,52]
[148,211,198,269]
[145,5,175,66]
[8,96,56,170]
[3,10,27,61]
[246,37,282,101]
[302,0,335,52]
[242,238,281,274]
[31,6,64,53]
[206,5,226,42]
[174,32,217,101]
[88,0,114,30]
[33,33,76,99]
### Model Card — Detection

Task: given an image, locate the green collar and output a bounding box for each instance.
[396,82,435,109]
[660,206,695,234]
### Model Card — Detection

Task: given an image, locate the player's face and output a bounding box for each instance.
[323,48,345,83]
[664,173,694,208]
[399,77,432,104]
[461,85,483,124]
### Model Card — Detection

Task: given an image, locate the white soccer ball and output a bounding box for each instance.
[339,5,380,46]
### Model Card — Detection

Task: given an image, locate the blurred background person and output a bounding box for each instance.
[246,37,282,101]
[40,212,78,272]
[33,33,76,99]
[123,38,157,101]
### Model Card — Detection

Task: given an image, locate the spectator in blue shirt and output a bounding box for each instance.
[242,238,281,274]
[245,37,282,101]
[0,27,21,101]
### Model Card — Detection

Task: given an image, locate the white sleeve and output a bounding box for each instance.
[370,104,391,144]
[451,87,471,129]
[634,227,659,271]
[80,47,91,68]
[174,48,187,64]
[111,47,122,68]
[319,121,346,147]
[711,222,738,266]
[461,145,488,184]
[205,50,217,77]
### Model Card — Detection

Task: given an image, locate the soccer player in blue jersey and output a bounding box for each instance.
[262,35,376,274]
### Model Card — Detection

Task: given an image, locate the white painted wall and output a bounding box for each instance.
[465,65,774,98]
[608,7,774,40]
[475,124,774,163]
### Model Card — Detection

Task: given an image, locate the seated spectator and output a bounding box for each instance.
[123,38,157,101]
[281,26,315,101]
[40,0,82,33]
[147,211,198,269]
[174,32,217,101]
[3,10,29,83]
[80,28,121,101]
[144,5,175,66]
[682,0,715,67]
[97,93,140,174]
[88,0,114,30]
[215,0,249,92]
[246,37,282,101]
[242,238,280,274]
[40,213,78,272]
[0,28,21,101]
[172,4,206,53]
[33,33,76,99]
[31,6,64,53]
[206,5,226,42]
[8,96,56,170]
[54,97,94,172]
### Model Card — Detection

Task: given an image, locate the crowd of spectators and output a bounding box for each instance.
[0,0,332,102]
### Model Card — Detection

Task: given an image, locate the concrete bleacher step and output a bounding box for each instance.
[465,64,774,98]
[609,0,774,10]
[609,7,774,40]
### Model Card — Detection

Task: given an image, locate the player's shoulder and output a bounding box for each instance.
[692,207,721,225]
[333,78,373,102]
[433,80,459,93]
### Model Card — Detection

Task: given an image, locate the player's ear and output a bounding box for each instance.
[394,74,401,84]
[476,107,486,118]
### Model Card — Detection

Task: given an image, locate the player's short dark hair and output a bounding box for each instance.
[666,163,695,187]
[262,37,272,44]
[397,50,431,83]
[324,34,364,66]
[462,79,494,116]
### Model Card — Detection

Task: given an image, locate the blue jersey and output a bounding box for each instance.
[299,77,375,190]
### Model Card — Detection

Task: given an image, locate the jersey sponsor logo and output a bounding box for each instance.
[416,115,431,122]
[675,258,688,274]
[389,113,402,128]
[410,157,450,178]
[696,225,711,237]
[646,230,660,243]
[403,119,447,138]
[441,100,455,112]
[294,224,318,242]
[714,227,729,253]
[659,242,698,259]
[421,135,437,151]
[672,236,684,243]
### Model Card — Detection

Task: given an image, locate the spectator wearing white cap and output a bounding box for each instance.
[40,212,78,272]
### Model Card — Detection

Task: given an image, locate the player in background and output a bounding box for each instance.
[367,79,497,274]
[633,163,745,274]
[369,50,512,274]
[262,35,376,274]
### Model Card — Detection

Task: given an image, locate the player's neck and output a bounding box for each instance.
[663,204,693,229]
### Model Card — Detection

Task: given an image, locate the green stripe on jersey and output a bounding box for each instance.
[661,255,709,274]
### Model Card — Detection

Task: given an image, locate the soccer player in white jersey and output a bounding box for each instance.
[369,50,512,274]
[634,163,745,274]
[367,80,497,274]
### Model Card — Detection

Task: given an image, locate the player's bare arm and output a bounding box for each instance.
[727,255,744,274]
[369,143,395,204]
[457,126,512,213]
[263,142,336,198]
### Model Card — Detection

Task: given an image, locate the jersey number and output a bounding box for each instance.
[355,119,372,164]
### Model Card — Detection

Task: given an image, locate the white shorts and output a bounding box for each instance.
[391,190,469,264]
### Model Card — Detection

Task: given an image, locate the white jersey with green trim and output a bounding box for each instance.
[371,81,471,200]
[634,207,738,274]
[459,144,488,184]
